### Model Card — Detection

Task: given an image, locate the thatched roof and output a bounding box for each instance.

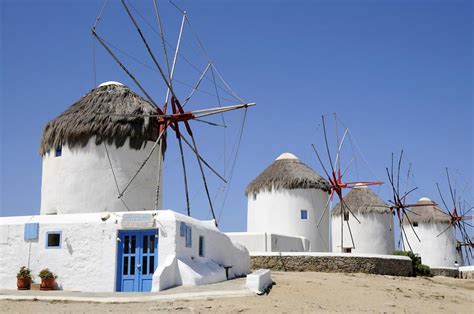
[402,197,450,225]
[245,152,330,196]
[332,186,390,217]
[39,82,162,155]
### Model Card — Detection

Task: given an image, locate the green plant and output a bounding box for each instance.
[38,268,57,280]
[17,266,32,279]
[394,250,432,277]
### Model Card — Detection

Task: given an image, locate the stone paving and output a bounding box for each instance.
[0,277,254,303]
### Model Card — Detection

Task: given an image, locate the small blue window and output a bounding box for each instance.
[185,225,192,248]
[55,146,62,157]
[199,236,205,257]
[45,231,62,249]
[180,222,186,237]
[24,223,39,241]
[300,209,308,220]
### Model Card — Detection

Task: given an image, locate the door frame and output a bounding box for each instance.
[115,229,159,292]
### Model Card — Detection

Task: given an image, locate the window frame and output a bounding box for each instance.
[55,146,62,157]
[180,222,186,237]
[300,209,308,220]
[343,211,350,221]
[45,231,62,249]
[185,225,192,248]
[199,236,205,257]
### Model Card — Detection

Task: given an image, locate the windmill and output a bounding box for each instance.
[435,168,473,264]
[312,113,383,252]
[379,150,439,252]
[90,0,255,225]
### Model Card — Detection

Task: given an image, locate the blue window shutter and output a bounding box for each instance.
[24,223,39,241]
[180,222,186,237]
[300,210,308,220]
[185,226,192,247]
[199,236,205,257]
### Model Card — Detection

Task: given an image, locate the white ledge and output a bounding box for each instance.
[250,252,411,261]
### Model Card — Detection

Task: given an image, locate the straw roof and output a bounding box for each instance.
[245,153,330,196]
[39,82,162,155]
[402,197,450,225]
[332,186,390,217]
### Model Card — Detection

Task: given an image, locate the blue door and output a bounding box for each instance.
[116,229,158,292]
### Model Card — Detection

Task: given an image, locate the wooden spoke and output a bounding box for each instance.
[446,168,457,210]
[321,115,336,177]
[400,222,414,252]
[436,224,453,237]
[403,209,421,242]
[317,193,333,228]
[346,219,356,250]
[312,144,332,180]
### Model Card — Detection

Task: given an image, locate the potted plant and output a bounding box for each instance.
[38,268,57,290]
[17,266,32,290]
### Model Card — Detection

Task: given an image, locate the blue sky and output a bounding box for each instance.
[1,0,472,237]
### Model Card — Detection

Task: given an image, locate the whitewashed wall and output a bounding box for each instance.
[153,211,250,291]
[41,136,163,215]
[247,188,330,252]
[0,213,119,292]
[226,232,308,252]
[331,213,395,254]
[0,210,249,292]
[403,222,459,268]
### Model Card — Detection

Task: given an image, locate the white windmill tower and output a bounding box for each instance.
[245,152,331,252]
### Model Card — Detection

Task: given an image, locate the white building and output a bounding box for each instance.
[0,210,249,292]
[331,185,394,254]
[0,82,250,292]
[403,197,460,268]
[228,152,331,252]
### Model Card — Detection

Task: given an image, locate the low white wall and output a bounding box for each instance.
[249,252,411,260]
[403,222,458,268]
[41,137,163,215]
[331,213,394,254]
[226,232,308,253]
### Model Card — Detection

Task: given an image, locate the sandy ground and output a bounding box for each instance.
[1,272,473,313]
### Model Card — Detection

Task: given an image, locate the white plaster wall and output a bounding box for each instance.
[226,232,268,252]
[172,213,250,278]
[1,210,249,292]
[152,211,250,291]
[226,232,308,252]
[0,213,120,292]
[247,188,330,252]
[331,213,394,254]
[403,222,458,268]
[41,136,163,215]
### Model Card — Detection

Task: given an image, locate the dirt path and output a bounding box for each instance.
[1,272,473,313]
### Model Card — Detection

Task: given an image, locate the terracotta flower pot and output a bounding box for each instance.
[40,278,55,291]
[17,277,31,290]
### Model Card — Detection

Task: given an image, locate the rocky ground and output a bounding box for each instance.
[1,271,473,313]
